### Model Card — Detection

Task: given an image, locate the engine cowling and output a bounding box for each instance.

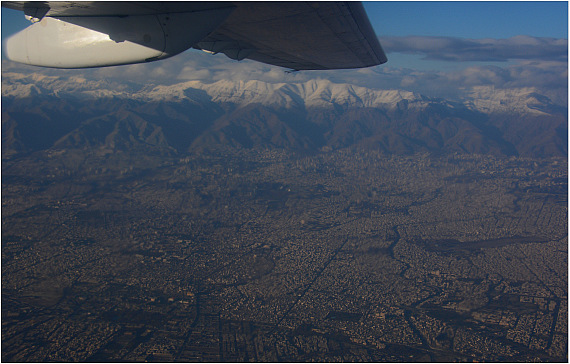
[4,7,234,68]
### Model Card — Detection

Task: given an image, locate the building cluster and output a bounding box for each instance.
[2,148,567,361]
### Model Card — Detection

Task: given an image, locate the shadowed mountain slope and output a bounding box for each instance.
[2,75,567,158]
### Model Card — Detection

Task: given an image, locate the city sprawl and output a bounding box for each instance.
[2,147,567,362]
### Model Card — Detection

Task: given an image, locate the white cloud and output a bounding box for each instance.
[2,36,567,105]
[382,35,568,62]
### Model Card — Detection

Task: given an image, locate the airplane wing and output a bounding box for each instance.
[2,1,387,70]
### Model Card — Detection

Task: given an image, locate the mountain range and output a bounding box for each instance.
[2,72,567,158]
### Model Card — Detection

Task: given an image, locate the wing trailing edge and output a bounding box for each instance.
[2,2,387,70]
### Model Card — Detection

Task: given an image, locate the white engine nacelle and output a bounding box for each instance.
[4,7,234,68]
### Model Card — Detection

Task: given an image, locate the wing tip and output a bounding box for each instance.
[345,2,388,67]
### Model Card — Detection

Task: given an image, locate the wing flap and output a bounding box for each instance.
[197,2,387,70]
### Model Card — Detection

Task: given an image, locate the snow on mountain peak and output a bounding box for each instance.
[1,71,565,117]
[465,86,561,115]
[136,78,433,110]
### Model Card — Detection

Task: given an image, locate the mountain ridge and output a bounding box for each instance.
[3,72,566,116]
[2,72,567,158]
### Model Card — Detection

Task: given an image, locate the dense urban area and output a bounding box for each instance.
[2,146,567,362]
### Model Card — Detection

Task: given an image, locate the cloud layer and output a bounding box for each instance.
[381,35,568,62]
[2,35,567,105]
[376,61,567,104]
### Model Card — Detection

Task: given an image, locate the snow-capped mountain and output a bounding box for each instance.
[2,72,567,157]
[3,72,565,116]
[137,79,435,111]
[465,86,567,116]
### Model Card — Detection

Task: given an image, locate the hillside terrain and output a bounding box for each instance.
[2,73,567,158]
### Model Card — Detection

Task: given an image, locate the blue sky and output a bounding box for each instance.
[364,2,567,39]
[361,1,568,71]
[2,8,29,40]
[1,2,568,103]
[3,2,567,42]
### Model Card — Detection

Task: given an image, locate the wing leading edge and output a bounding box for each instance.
[2,1,387,70]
